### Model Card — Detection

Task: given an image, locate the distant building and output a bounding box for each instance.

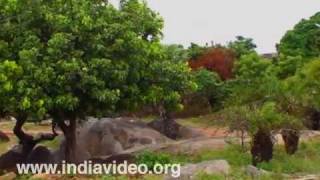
[261,53,278,59]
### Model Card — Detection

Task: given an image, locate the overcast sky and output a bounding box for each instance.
[110,0,320,53]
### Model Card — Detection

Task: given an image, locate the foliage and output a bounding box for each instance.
[227,53,279,106]
[192,69,226,108]
[143,59,197,113]
[234,53,273,79]
[278,12,320,58]
[228,36,257,58]
[136,151,172,170]
[189,47,236,80]
[225,102,300,137]
[247,102,301,135]
[225,52,304,133]
[289,59,320,110]
[163,44,188,62]
[0,0,196,162]
[187,43,208,60]
[275,55,308,79]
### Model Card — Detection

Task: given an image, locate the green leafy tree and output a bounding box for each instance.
[275,55,307,79]
[193,69,225,109]
[227,53,276,105]
[228,36,257,58]
[0,0,194,162]
[164,44,188,62]
[145,58,196,139]
[276,12,320,80]
[0,59,57,160]
[286,59,320,131]
[290,59,320,110]
[187,43,207,60]
[226,53,304,159]
[278,12,320,58]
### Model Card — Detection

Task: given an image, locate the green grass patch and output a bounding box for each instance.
[140,139,320,178]
[0,121,51,132]
[0,136,17,155]
[177,112,227,128]
[157,145,251,167]
[258,139,320,174]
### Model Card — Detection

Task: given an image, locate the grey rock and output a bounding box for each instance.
[26,146,55,164]
[178,126,206,139]
[166,160,230,180]
[245,165,270,177]
[57,117,170,162]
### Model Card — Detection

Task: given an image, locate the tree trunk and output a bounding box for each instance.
[240,130,246,151]
[65,119,77,163]
[311,110,320,130]
[251,129,273,166]
[57,119,77,163]
[13,114,38,157]
[148,106,180,139]
[281,129,300,155]
[0,114,57,172]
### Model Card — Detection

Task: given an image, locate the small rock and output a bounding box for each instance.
[199,160,230,175]
[0,172,16,180]
[245,165,269,177]
[166,160,230,180]
[292,175,320,180]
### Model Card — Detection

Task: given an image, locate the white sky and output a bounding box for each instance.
[110,0,320,53]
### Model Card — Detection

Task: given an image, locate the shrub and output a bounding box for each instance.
[136,151,172,170]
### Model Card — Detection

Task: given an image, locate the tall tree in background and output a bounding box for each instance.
[278,12,320,58]
[228,36,257,58]
[189,47,236,80]
[187,43,208,60]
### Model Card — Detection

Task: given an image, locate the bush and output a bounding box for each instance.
[136,151,172,170]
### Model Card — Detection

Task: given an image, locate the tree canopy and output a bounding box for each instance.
[0,0,195,162]
[278,12,320,58]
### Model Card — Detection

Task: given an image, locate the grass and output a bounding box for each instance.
[40,136,61,150]
[177,111,227,128]
[258,139,320,174]
[136,139,320,179]
[0,121,52,132]
[0,136,17,155]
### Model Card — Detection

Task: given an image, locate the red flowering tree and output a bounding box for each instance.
[188,48,236,80]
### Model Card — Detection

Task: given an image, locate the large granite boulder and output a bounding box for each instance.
[57,118,170,162]
[0,145,25,172]
[0,145,56,172]
[26,146,55,164]
[148,119,205,140]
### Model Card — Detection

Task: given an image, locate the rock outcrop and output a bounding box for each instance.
[57,118,170,162]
